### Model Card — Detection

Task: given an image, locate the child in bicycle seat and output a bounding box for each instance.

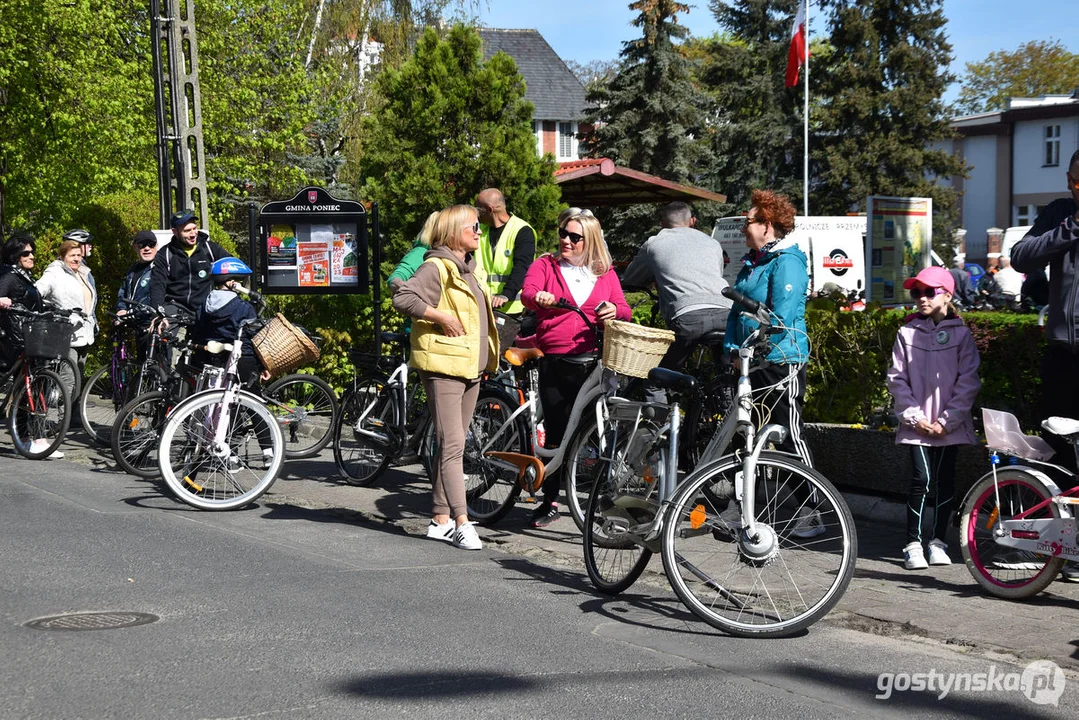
[887,266,981,570]
[193,257,270,389]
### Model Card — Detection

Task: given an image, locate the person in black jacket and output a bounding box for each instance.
[1010,148,1079,583]
[150,209,229,316]
[192,257,269,389]
[0,233,45,367]
[116,230,161,360]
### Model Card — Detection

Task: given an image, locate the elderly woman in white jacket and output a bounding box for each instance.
[35,239,98,391]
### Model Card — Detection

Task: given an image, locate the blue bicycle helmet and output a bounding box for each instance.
[211,257,253,281]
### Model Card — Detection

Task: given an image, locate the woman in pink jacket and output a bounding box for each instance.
[886,266,981,571]
[521,212,631,527]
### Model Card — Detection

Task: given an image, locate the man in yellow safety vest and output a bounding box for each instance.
[476,188,536,315]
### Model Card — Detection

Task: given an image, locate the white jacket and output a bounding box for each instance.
[35,260,97,347]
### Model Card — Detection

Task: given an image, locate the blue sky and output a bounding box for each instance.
[474,0,1079,103]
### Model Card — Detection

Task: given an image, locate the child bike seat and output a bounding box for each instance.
[982,408,1055,461]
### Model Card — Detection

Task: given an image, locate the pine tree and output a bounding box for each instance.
[813,0,966,238]
[583,0,714,257]
[693,0,805,214]
[357,25,562,262]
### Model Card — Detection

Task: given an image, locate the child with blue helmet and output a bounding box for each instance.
[193,257,269,386]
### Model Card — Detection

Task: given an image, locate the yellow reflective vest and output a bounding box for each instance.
[409,257,499,379]
[477,214,533,315]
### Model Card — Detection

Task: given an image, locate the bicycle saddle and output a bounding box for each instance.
[647,367,696,393]
[696,330,725,347]
[1043,416,1079,442]
[380,331,408,346]
[504,346,543,366]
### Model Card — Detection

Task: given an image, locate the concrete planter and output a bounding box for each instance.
[804,423,990,501]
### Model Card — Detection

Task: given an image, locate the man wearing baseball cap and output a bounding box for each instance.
[150,209,229,316]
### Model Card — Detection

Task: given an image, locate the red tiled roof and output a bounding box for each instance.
[554,158,726,207]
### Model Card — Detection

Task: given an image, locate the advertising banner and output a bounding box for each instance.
[864,197,932,305]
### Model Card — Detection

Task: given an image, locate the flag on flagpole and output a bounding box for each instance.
[785,1,807,88]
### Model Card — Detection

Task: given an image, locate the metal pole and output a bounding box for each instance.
[803,0,810,217]
[372,202,382,357]
[150,0,173,227]
[248,201,259,292]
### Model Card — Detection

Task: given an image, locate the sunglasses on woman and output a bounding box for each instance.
[558,227,585,244]
[909,286,945,299]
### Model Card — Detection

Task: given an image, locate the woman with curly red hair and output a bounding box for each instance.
[724,189,820,538]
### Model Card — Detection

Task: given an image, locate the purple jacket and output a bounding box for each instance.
[521,254,631,355]
[886,314,981,446]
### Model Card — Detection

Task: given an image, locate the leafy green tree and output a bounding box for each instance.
[692,0,806,215]
[956,39,1079,115]
[0,0,157,232]
[356,24,562,263]
[812,0,966,244]
[583,0,715,258]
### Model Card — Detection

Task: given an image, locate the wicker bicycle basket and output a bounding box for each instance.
[23,318,73,359]
[252,313,320,376]
[601,319,674,378]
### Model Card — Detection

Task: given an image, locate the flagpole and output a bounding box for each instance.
[803,0,809,217]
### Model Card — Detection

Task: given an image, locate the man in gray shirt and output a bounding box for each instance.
[622,202,732,401]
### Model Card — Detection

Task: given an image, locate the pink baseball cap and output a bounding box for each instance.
[902,265,955,294]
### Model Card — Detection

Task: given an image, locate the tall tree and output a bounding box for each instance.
[583,0,714,258]
[813,0,965,241]
[693,0,805,214]
[0,0,157,232]
[356,24,562,262]
[956,39,1079,115]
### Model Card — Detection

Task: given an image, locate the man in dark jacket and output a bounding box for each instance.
[1010,148,1079,583]
[150,209,229,316]
[117,230,160,359]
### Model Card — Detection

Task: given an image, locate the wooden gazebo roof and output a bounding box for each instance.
[555,158,727,207]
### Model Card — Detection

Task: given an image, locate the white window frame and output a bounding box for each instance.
[557,121,578,160]
[532,121,542,157]
[1015,204,1032,226]
[1044,124,1060,167]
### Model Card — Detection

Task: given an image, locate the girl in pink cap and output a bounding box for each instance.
[886,265,981,570]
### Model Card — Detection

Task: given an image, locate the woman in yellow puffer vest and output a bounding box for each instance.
[392,204,499,551]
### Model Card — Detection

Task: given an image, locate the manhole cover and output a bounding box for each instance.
[23,611,159,631]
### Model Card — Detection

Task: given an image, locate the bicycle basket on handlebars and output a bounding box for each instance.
[22,317,73,359]
[602,319,674,378]
[252,313,320,376]
[493,311,520,350]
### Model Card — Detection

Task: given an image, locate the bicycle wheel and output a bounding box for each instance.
[661,452,857,638]
[581,416,661,594]
[10,369,71,460]
[79,363,137,446]
[333,378,398,486]
[158,389,284,510]
[464,386,528,525]
[564,412,605,533]
[681,377,733,469]
[263,374,339,458]
[959,470,1065,599]
[111,390,170,478]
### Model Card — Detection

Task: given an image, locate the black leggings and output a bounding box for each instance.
[906,444,958,544]
[537,354,596,503]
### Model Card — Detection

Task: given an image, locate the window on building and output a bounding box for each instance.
[1045,125,1061,166]
[532,121,541,156]
[1015,205,1032,226]
[558,122,577,160]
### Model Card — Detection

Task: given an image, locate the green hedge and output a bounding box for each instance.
[805,303,1045,428]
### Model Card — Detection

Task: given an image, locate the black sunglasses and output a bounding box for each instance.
[558,227,585,244]
[909,286,944,299]
[18,249,34,258]
[135,241,156,249]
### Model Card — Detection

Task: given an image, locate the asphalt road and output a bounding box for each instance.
[1,451,1076,719]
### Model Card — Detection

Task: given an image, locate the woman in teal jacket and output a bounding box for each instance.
[725,189,821,539]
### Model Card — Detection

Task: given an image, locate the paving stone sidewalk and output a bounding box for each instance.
[61,441,1079,671]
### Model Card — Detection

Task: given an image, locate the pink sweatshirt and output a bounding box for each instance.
[521,254,631,355]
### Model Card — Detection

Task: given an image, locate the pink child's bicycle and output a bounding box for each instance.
[959,408,1079,599]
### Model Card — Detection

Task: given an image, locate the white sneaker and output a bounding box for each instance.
[927,539,951,566]
[426,520,455,543]
[29,440,63,459]
[790,506,826,539]
[452,521,482,550]
[261,449,275,471]
[903,541,928,570]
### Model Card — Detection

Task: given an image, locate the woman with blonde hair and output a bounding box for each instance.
[392,204,499,550]
[520,212,631,527]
